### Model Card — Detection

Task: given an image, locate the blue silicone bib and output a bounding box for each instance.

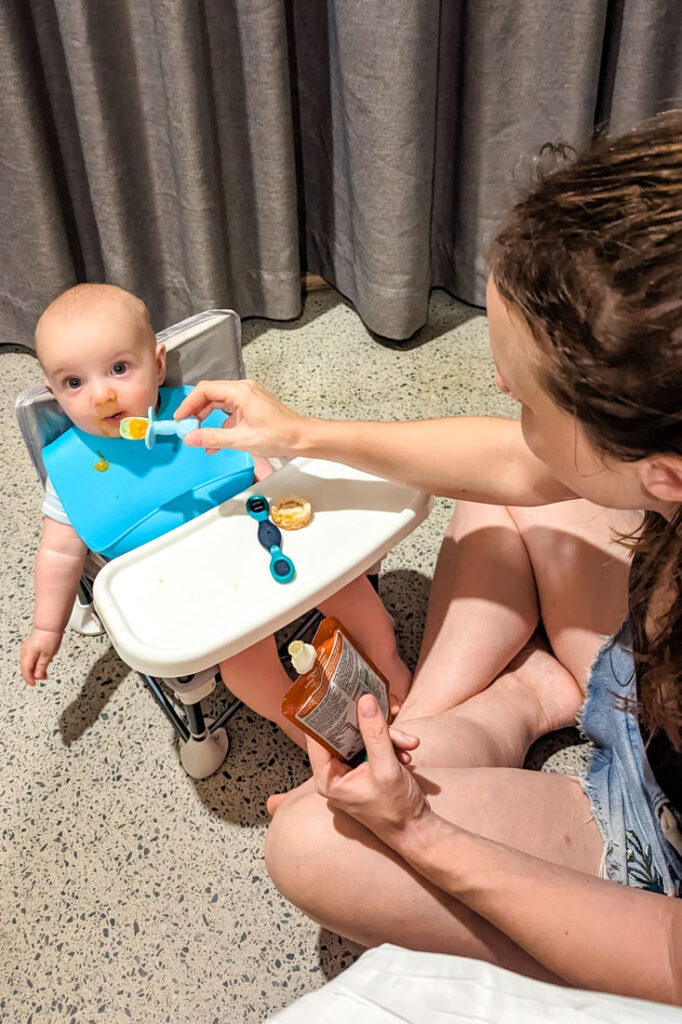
[42,386,254,558]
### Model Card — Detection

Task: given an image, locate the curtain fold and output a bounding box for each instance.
[606,0,682,132]
[1,0,680,347]
[287,1,441,340]
[429,0,609,310]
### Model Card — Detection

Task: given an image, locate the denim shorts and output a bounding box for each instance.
[577,623,682,896]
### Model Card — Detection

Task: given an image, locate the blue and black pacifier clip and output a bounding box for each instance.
[246,494,296,584]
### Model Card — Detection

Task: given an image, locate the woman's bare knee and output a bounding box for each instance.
[506,501,633,685]
[265,791,344,913]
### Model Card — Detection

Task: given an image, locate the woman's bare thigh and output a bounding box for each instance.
[426,765,602,872]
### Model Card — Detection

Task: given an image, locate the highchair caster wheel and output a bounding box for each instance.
[179,719,229,779]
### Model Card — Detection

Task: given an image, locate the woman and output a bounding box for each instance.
[175,113,682,1004]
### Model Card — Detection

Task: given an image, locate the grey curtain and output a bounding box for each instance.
[2,1,681,347]
[1,0,301,345]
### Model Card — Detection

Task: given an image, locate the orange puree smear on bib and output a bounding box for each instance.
[94,452,109,472]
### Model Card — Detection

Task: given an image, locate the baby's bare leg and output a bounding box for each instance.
[219,636,307,749]
[318,575,412,703]
[219,574,409,748]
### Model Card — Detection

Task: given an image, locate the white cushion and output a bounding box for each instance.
[266,943,678,1023]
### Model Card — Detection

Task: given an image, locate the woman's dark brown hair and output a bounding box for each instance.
[489,111,682,746]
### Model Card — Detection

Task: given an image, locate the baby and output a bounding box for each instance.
[20,284,410,746]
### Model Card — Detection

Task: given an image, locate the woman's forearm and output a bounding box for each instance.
[178,380,574,505]
[395,812,681,1005]
[297,416,575,505]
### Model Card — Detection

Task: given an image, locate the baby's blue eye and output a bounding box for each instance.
[111,362,127,376]
[65,377,82,390]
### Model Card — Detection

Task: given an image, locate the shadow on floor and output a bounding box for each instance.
[241,288,345,345]
[318,928,365,981]
[370,290,482,352]
[190,709,309,828]
[58,644,130,745]
[242,286,483,351]
[378,568,432,672]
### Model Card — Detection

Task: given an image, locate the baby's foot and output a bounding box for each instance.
[267,775,316,816]
[266,791,288,815]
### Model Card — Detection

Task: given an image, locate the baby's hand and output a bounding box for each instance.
[20,628,63,686]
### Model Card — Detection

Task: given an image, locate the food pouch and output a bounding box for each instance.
[282,617,391,761]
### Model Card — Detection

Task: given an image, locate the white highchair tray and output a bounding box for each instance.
[93,458,433,677]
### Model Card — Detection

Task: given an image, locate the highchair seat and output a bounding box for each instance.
[93,456,433,677]
[16,306,432,777]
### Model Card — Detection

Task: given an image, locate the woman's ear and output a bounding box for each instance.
[638,456,682,503]
[155,342,167,385]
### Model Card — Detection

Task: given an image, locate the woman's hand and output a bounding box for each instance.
[306,693,431,846]
[174,379,308,458]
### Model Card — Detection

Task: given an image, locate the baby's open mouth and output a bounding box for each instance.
[99,411,125,433]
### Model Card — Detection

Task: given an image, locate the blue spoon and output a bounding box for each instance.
[246,494,296,584]
[119,406,200,449]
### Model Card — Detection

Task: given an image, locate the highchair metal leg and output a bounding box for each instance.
[141,675,190,743]
[140,607,326,778]
[180,700,229,779]
[167,668,230,779]
[141,672,233,779]
[69,579,105,636]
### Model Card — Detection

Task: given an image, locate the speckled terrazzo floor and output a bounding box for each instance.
[0,288,589,1023]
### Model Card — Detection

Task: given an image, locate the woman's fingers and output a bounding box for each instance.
[183,425,237,450]
[306,705,420,785]
[175,378,305,458]
[356,695,403,780]
[306,735,350,795]
[388,726,420,751]
[174,380,242,420]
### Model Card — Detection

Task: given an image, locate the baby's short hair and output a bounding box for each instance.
[35,283,155,364]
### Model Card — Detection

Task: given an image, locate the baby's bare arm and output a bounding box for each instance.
[21,517,88,685]
[33,517,88,633]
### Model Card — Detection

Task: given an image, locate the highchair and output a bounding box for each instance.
[16,309,433,778]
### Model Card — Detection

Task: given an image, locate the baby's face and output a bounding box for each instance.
[39,303,166,438]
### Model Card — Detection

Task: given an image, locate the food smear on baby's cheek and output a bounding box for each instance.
[94,451,109,472]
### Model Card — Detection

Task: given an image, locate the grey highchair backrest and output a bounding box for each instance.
[15,309,246,486]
